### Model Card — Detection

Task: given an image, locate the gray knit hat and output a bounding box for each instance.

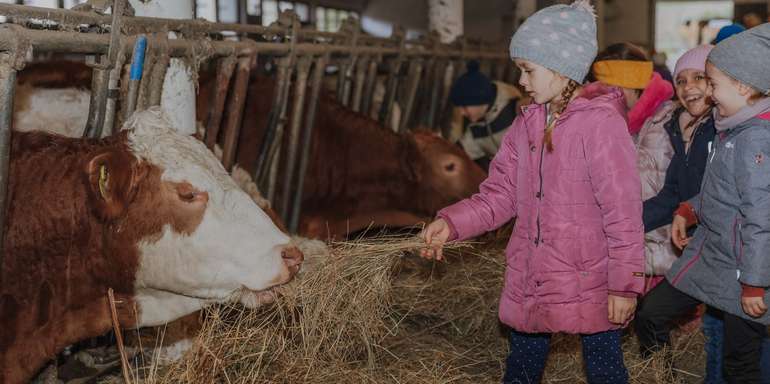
[509,0,598,83]
[708,23,770,95]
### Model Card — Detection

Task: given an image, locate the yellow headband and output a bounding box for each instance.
[592,60,654,90]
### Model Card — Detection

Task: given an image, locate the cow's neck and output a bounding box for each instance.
[1,132,138,384]
[305,102,421,214]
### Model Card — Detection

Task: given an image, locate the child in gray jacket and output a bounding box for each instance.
[635,23,770,384]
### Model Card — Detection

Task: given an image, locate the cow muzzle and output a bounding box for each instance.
[281,245,304,276]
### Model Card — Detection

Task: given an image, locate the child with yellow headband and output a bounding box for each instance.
[591,43,675,136]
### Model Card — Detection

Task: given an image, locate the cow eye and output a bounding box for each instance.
[444,163,456,172]
[180,191,196,202]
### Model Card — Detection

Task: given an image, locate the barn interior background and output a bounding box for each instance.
[0,0,769,383]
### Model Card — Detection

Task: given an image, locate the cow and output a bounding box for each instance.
[0,108,304,384]
[202,73,487,239]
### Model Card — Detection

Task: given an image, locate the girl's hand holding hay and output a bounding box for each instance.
[418,218,452,261]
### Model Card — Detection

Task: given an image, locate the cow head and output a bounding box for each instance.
[406,130,487,213]
[106,108,303,326]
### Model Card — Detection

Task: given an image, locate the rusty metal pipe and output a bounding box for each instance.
[426,59,445,129]
[220,54,255,171]
[84,57,110,138]
[289,54,326,234]
[351,56,368,113]
[147,38,170,107]
[264,61,295,204]
[399,59,423,133]
[379,58,403,125]
[0,63,15,258]
[0,26,507,60]
[102,48,127,137]
[279,56,311,221]
[204,56,237,150]
[255,56,291,190]
[360,57,378,118]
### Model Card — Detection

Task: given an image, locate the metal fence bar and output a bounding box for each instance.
[279,55,311,221]
[289,54,327,234]
[399,59,423,133]
[221,53,256,171]
[0,62,15,260]
[204,56,237,150]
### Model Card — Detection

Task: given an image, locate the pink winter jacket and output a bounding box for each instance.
[438,84,645,334]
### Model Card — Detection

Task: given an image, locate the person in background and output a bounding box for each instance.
[591,42,675,138]
[743,12,764,29]
[448,60,524,171]
[652,50,674,86]
[712,23,745,44]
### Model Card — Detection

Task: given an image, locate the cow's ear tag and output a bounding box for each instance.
[98,164,109,200]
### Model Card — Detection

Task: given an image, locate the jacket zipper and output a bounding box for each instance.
[535,142,545,245]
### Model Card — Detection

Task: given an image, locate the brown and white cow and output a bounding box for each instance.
[0,108,303,384]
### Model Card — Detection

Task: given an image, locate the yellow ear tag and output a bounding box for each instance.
[98,164,109,200]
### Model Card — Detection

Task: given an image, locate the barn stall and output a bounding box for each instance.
[0,1,710,383]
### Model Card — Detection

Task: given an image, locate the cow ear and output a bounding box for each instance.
[85,149,139,220]
[400,134,423,183]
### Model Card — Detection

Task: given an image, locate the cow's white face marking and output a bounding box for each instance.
[123,109,292,326]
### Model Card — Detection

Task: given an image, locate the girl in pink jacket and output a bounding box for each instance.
[419,2,645,383]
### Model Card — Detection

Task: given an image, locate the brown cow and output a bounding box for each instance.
[202,74,487,239]
[0,108,303,384]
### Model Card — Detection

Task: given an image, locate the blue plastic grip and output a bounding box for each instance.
[129,35,148,81]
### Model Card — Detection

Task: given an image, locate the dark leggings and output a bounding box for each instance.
[635,279,766,384]
[502,328,628,384]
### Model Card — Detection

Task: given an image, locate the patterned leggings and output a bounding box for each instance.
[502,329,628,384]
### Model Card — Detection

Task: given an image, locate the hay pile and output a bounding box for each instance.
[121,233,706,384]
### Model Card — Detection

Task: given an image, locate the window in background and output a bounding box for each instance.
[23,0,58,7]
[196,0,217,22]
[218,0,239,23]
[655,1,733,70]
[62,0,86,9]
[247,0,261,16]
[262,0,278,25]
[317,6,353,32]
[294,2,308,22]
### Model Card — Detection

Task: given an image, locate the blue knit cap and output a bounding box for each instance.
[449,61,496,106]
[509,0,598,83]
[713,23,745,44]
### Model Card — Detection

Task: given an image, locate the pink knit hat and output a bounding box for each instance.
[673,45,714,79]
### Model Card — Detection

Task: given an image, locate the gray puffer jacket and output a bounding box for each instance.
[666,113,770,324]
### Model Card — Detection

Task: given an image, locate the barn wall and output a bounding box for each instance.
[603,0,653,49]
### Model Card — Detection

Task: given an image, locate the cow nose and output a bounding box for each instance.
[281,246,304,275]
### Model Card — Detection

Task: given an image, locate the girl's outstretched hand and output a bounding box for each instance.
[671,214,692,250]
[418,218,452,261]
[608,295,637,325]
